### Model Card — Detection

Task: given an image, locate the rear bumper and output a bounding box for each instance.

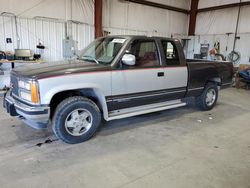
[3,91,50,129]
[220,82,232,89]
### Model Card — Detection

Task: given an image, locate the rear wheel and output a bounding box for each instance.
[52,96,101,144]
[196,83,218,111]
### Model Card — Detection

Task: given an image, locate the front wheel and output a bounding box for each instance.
[52,96,101,144]
[196,83,218,111]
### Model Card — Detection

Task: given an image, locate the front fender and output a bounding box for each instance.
[38,73,111,120]
[42,83,109,120]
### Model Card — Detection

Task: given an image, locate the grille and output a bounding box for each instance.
[10,74,19,96]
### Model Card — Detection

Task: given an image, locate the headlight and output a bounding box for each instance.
[20,90,32,101]
[18,80,31,90]
[18,80,40,104]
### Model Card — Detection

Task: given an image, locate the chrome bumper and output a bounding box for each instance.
[3,91,50,129]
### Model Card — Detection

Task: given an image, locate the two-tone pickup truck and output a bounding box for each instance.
[4,36,233,144]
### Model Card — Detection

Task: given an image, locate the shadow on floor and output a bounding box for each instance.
[2,96,249,147]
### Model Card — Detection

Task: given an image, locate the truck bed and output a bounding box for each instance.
[185,59,234,97]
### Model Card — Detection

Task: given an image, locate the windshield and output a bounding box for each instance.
[79,37,127,65]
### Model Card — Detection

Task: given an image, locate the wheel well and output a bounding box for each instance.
[49,89,103,119]
[207,77,221,86]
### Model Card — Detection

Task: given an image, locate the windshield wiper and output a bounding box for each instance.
[81,56,99,64]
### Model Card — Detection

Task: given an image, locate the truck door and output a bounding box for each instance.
[160,40,188,99]
[109,39,166,111]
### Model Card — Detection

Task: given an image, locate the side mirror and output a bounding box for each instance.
[122,54,135,66]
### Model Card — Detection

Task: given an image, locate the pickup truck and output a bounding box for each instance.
[3,36,233,144]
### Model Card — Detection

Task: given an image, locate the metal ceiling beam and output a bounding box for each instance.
[95,0,103,38]
[188,0,199,36]
[124,0,189,14]
[197,1,250,13]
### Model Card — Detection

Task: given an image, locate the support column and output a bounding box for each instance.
[188,0,199,36]
[95,0,103,38]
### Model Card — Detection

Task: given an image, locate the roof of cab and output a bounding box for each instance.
[99,35,179,42]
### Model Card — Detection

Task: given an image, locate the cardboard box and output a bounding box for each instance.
[239,64,250,71]
[235,71,250,89]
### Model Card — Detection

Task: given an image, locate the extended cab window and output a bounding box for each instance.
[162,41,180,66]
[129,40,160,67]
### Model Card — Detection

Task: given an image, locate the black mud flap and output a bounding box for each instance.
[4,98,18,116]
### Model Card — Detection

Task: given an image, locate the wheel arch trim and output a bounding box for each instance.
[207,77,222,85]
[46,85,109,120]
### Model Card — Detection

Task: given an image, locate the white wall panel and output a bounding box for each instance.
[103,27,148,36]
[195,7,238,35]
[150,0,190,9]
[0,0,94,89]
[0,16,16,51]
[234,33,250,64]
[103,0,189,37]
[17,17,66,61]
[0,0,94,62]
[71,22,95,50]
[194,1,250,65]
[0,0,66,20]
[195,2,250,36]
[0,15,95,61]
[126,4,188,34]
[0,0,94,24]
[103,26,179,38]
[199,0,250,9]
[198,0,239,9]
[71,0,94,25]
[0,16,95,89]
[238,5,250,33]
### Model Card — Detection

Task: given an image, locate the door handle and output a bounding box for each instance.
[157,72,164,77]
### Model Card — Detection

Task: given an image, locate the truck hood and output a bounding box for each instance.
[11,60,111,79]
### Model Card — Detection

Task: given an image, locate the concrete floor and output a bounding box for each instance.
[0,88,250,188]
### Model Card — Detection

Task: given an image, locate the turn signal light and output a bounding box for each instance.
[31,82,39,103]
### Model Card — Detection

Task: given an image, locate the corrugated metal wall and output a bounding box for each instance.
[198,0,250,9]
[187,1,250,65]
[103,27,147,36]
[0,15,94,61]
[103,0,190,37]
[0,0,94,25]
[18,17,66,61]
[0,15,94,88]
[71,22,95,51]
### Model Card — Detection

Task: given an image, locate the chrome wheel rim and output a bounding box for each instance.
[65,108,93,136]
[206,89,216,106]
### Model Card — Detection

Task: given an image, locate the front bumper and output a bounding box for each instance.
[3,91,50,129]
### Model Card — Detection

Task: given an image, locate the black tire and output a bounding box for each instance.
[52,96,101,144]
[196,83,218,111]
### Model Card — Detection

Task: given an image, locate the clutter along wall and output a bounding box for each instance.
[187,0,250,65]
[102,0,190,38]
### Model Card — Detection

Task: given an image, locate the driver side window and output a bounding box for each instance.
[128,40,160,67]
